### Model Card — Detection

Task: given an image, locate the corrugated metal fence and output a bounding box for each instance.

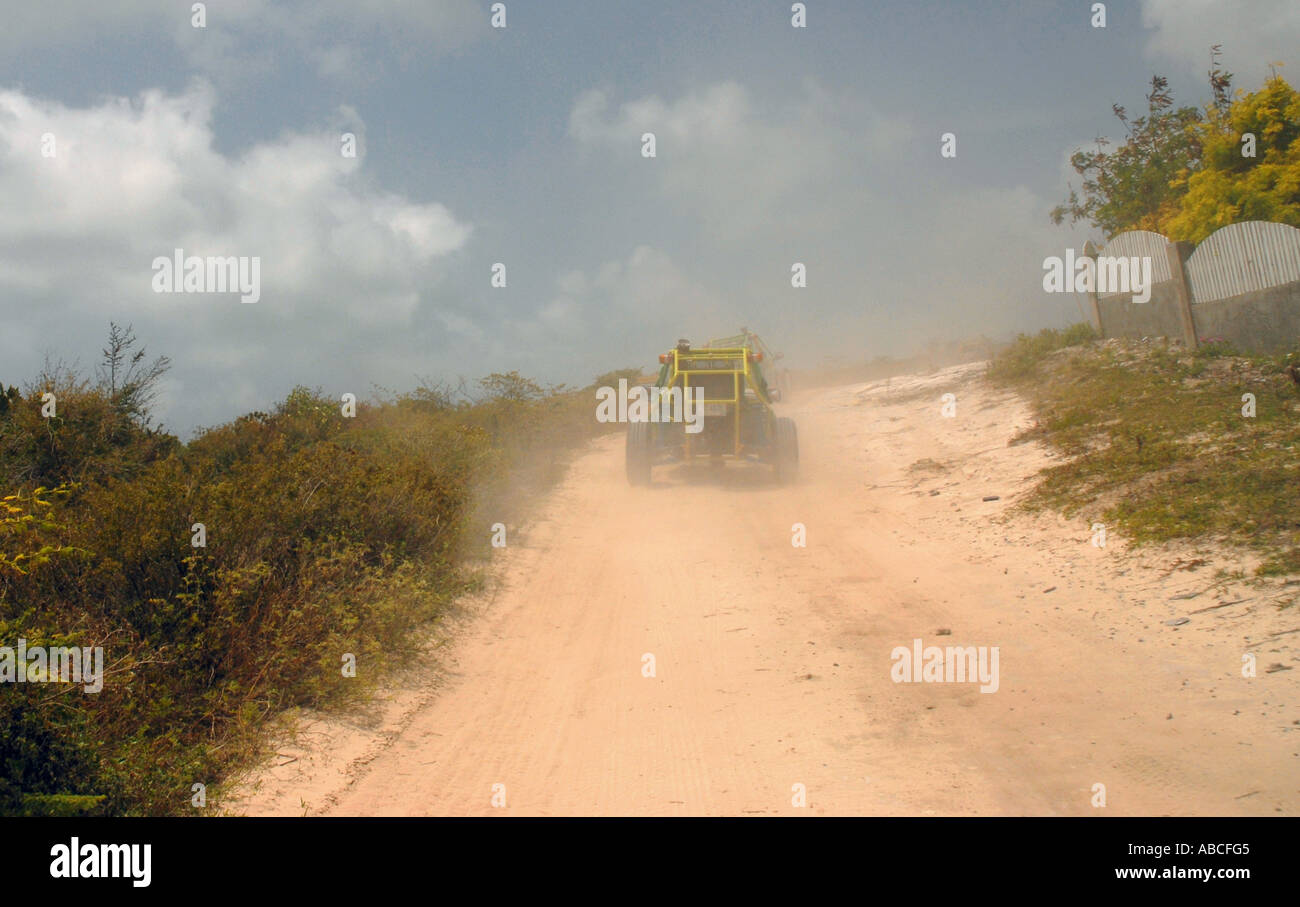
[1097,229,1172,296]
[1184,221,1300,303]
[1102,222,1300,303]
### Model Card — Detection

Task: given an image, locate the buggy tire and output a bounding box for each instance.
[626,421,653,485]
[773,416,798,484]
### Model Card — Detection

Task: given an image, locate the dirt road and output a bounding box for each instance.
[232,364,1298,816]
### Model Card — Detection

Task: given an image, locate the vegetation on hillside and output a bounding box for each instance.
[0,326,612,815]
[989,326,1300,579]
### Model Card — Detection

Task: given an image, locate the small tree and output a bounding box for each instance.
[97,323,171,428]
[478,371,544,403]
[1051,74,1207,238]
[1164,71,1300,242]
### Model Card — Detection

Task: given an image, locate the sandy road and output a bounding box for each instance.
[234,364,1298,816]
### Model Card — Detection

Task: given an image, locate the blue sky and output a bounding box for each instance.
[1,0,1297,434]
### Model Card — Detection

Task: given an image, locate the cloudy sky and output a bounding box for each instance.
[1,0,1297,434]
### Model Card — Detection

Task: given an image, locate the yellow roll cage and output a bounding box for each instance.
[660,346,773,458]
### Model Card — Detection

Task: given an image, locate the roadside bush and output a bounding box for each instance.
[987,323,1098,382]
[990,334,1300,578]
[0,332,610,814]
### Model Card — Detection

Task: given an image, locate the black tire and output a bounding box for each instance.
[773,416,798,483]
[626,421,652,485]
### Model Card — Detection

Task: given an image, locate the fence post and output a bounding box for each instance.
[1082,240,1104,336]
[1165,241,1198,349]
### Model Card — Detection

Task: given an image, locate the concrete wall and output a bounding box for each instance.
[1094,223,1300,353]
[1095,280,1186,341]
[1189,280,1300,353]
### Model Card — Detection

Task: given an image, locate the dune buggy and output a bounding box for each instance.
[625,337,798,485]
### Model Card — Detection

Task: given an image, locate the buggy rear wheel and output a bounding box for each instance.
[773,416,798,483]
[626,421,653,485]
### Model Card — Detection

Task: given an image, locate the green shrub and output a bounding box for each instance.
[1,331,608,814]
[987,323,1098,383]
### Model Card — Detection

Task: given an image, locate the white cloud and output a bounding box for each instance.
[569,80,911,242]
[0,82,471,430]
[560,77,1084,370]
[499,246,727,375]
[0,82,469,311]
[1141,0,1300,85]
[545,246,713,325]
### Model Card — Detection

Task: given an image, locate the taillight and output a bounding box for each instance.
[659,353,668,363]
